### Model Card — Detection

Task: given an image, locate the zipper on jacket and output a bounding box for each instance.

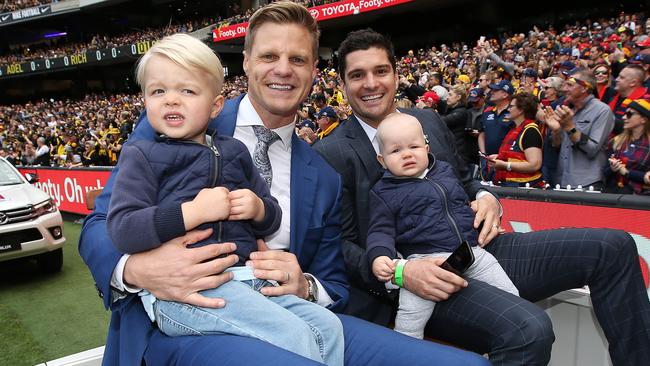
[425,178,464,244]
[208,141,223,243]
[163,134,223,242]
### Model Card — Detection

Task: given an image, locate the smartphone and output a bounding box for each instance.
[441,241,475,276]
[479,36,486,44]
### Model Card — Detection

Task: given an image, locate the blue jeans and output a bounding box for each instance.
[153,276,344,366]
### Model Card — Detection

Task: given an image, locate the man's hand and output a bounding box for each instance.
[644,171,650,185]
[123,228,239,308]
[248,250,309,299]
[471,193,502,247]
[228,189,264,222]
[372,256,395,282]
[555,105,576,130]
[402,257,467,302]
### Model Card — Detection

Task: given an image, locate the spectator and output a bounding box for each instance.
[415,91,440,111]
[315,106,340,140]
[21,142,36,165]
[609,64,650,134]
[478,80,515,181]
[604,99,650,195]
[593,64,616,103]
[465,88,486,166]
[544,68,615,189]
[538,76,565,186]
[488,93,544,187]
[442,85,469,165]
[34,136,51,166]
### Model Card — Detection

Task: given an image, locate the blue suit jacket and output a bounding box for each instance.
[79,95,349,365]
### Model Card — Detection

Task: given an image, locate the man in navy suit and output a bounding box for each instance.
[79,3,489,365]
[314,28,650,366]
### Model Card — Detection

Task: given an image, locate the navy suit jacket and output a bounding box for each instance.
[79,95,348,365]
[313,108,483,324]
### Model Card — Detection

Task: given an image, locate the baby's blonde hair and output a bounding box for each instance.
[135,33,224,93]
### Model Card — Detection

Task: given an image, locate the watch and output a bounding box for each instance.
[304,273,318,302]
[506,162,512,172]
[567,127,578,135]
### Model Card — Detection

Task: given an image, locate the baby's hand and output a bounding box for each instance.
[372,256,396,282]
[182,187,230,230]
[228,189,264,222]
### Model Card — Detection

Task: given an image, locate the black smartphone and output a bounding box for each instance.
[441,241,475,276]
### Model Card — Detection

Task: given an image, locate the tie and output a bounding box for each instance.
[252,125,280,187]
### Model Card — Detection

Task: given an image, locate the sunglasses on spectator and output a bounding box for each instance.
[567,77,593,90]
[594,70,609,75]
[625,110,640,118]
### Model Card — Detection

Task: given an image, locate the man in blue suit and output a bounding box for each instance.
[79,2,490,365]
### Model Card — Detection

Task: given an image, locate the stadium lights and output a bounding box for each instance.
[44,32,67,39]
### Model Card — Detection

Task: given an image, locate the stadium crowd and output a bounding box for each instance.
[1,7,650,194]
[0,0,334,66]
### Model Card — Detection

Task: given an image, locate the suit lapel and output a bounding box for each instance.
[345,115,383,181]
[289,134,317,259]
[210,94,245,135]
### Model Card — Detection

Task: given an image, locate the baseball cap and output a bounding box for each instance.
[636,37,650,49]
[559,60,576,70]
[631,54,650,65]
[523,68,537,78]
[467,88,485,103]
[317,106,338,119]
[298,119,317,131]
[488,80,514,95]
[419,91,440,105]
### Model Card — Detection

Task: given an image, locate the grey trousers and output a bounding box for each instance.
[395,246,519,339]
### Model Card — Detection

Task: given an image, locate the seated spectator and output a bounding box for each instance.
[604,99,650,195]
[316,106,340,140]
[488,93,544,187]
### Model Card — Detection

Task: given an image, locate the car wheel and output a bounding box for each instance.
[37,248,63,273]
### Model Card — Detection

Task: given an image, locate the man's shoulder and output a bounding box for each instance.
[313,119,352,152]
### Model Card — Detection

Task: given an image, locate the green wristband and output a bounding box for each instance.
[394,260,405,287]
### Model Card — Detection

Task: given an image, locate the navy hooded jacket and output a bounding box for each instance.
[366,154,479,266]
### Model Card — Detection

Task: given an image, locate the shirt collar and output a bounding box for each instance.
[355,109,400,143]
[238,94,294,150]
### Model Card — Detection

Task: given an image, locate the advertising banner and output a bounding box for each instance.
[17,167,111,215]
[213,0,413,42]
[501,199,650,294]
[0,4,51,25]
[0,40,155,79]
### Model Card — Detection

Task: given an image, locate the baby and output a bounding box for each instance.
[366,113,519,339]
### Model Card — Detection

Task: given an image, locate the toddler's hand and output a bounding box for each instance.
[372,256,395,282]
[229,189,265,222]
[183,187,230,230]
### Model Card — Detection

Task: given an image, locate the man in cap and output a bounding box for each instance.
[478,80,514,181]
[520,68,540,96]
[316,106,340,140]
[465,88,486,166]
[416,91,440,111]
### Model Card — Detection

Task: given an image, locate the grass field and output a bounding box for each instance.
[0,221,110,366]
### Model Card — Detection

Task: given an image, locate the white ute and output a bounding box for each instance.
[0,157,65,272]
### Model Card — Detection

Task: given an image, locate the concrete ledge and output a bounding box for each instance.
[35,345,104,366]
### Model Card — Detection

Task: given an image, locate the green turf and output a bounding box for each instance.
[0,221,110,365]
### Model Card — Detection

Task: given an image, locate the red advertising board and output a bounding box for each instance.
[213,0,414,42]
[18,167,111,215]
[501,199,650,294]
